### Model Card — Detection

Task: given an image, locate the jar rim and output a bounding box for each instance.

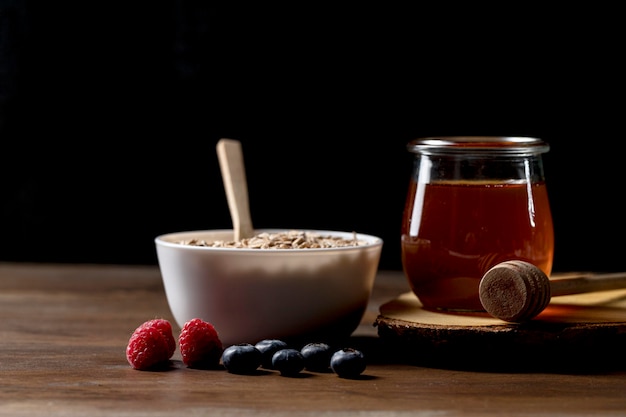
[407,136,549,155]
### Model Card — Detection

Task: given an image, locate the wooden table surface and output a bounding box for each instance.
[1,262,625,416]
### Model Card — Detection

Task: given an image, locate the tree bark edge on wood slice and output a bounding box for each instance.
[374,291,626,372]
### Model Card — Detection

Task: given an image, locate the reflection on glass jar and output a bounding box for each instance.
[401,137,554,312]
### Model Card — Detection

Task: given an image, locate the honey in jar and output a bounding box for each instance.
[401,137,554,312]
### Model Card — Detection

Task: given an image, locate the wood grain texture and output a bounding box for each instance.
[376,285,626,371]
[1,263,626,416]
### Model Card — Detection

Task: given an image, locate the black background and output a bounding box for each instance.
[1,3,624,273]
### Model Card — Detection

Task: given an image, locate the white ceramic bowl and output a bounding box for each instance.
[155,229,383,346]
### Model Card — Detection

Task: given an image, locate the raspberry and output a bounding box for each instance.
[179,318,223,369]
[136,318,176,358]
[126,319,175,370]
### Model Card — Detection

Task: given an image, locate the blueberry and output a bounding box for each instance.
[330,348,366,378]
[271,348,305,376]
[254,339,289,369]
[300,342,332,372]
[221,343,262,374]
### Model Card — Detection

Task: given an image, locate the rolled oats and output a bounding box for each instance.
[177,230,369,249]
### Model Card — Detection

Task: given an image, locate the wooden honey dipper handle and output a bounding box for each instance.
[478,260,626,323]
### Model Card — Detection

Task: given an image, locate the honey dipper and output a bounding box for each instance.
[478,260,626,322]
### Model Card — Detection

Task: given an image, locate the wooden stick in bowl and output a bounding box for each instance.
[216,138,255,241]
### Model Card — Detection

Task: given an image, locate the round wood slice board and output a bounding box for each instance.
[375,288,626,370]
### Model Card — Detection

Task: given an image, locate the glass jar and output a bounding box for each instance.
[401,136,554,312]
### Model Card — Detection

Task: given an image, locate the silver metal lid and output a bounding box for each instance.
[407,136,550,156]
